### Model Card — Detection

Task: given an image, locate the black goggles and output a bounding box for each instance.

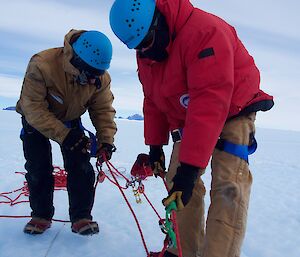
[134,10,161,51]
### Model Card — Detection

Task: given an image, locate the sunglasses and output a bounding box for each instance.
[135,11,161,52]
[72,54,105,79]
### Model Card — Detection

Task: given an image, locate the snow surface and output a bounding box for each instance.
[0,110,299,257]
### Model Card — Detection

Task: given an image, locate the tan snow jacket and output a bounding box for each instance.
[16,29,116,145]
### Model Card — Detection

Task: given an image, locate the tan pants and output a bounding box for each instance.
[166,113,256,257]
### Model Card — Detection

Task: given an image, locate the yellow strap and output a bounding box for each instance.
[163,191,185,211]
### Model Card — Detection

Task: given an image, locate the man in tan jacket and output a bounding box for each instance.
[16,29,117,235]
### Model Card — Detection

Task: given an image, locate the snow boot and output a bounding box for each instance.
[23,217,51,234]
[150,251,178,257]
[71,219,99,235]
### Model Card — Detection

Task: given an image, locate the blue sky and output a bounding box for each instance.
[0,0,299,130]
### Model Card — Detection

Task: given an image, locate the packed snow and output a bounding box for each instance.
[0,110,299,257]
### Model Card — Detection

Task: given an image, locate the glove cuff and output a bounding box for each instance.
[62,129,84,150]
[149,145,163,151]
[173,162,200,185]
[180,162,199,172]
[100,143,116,152]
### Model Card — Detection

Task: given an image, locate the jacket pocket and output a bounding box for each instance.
[46,90,65,113]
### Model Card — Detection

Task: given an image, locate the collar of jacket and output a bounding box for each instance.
[138,0,194,63]
[62,29,86,77]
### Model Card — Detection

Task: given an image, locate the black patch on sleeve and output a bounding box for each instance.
[198,48,215,59]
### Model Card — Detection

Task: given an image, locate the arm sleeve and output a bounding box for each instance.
[179,27,236,168]
[18,56,70,144]
[143,96,169,145]
[88,73,117,145]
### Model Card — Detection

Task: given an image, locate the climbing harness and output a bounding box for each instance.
[216,133,257,162]
[172,127,258,162]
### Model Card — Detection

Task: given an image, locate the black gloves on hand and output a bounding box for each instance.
[149,145,166,177]
[62,129,91,154]
[97,143,116,163]
[163,163,199,210]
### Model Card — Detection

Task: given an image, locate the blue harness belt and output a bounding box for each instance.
[20,118,98,158]
[216,133,257,162]
[171,128,257,163]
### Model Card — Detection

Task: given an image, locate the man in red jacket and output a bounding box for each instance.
[110,0,274,256]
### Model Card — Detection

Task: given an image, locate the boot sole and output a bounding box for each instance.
[23,226,49,235]
[71,223,99,235]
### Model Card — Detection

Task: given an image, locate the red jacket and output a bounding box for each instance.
[137,0,273,168]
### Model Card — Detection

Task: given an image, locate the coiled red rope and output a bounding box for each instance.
[0,167,70,222]
[0,167,67,206]
[0,160,182,257]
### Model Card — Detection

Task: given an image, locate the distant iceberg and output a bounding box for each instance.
[3,106,16,111]
[127,114,144,121]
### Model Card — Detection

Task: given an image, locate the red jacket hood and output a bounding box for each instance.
[156,0,194,39]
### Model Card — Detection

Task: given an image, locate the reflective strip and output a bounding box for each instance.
[50,93,64,104]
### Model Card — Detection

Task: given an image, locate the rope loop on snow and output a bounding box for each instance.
[1,156,182,257]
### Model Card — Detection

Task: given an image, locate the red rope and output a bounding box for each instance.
[142,192,163,221]
[1,160,183,257]
[102,160,130,182]
[103,158,150,256]
[0,167,70,222]
[0,215,70,223]
[0,167,67,207]
[101,159,182,257]
[160,239,169,257]
[53,166,68,190]
[96,159,130,189]
[0,181,29,206]
[102,173,128,189]
[0,165,117,222]
[172,211,183,257]
[0,215,31,219]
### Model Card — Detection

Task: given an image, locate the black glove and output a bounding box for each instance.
[163,163,199,210]
[149,145,166,177]
[62,129,91,154]
[97,143,116,163]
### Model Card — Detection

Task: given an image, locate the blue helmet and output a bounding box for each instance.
[72,31,113,70]
[109,0,156,49]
